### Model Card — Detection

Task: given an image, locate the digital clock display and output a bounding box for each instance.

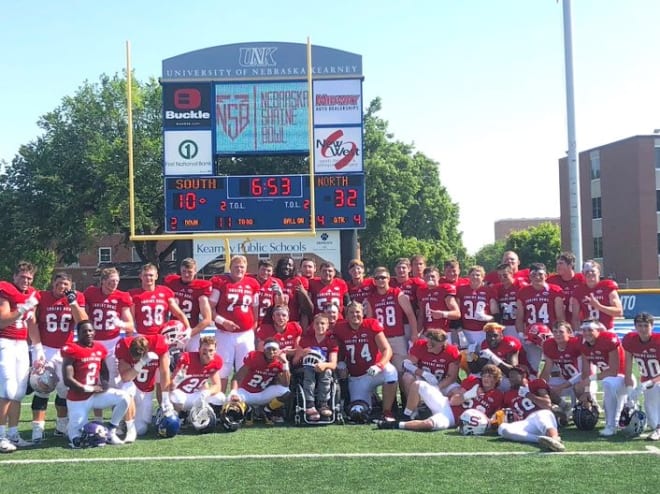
[164,173,365,232]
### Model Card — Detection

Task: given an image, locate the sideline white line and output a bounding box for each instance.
[0,449,657,465]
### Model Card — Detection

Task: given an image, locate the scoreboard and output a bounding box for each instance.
[165,173,365,232]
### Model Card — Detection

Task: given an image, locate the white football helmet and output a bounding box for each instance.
[302,347,327,368]
[189,402,217,433]
[160,320,190,350]
[30,362,58,395]
[459,409,490,436]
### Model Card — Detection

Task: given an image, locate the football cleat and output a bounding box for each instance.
[538,435,566,452]
[647,428,660,441]
[9,434,33,447]
[599,426,616,437]
[0,438,17,453]
[375,420,398,430]
[106,427,124,446]
[31,422,45,444]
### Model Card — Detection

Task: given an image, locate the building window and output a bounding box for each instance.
[657,190,660,212]
[658,233,660,255]
[98,247,112,263]
[655,146,660,169]
[593,237,603,258]
[592,197,602,219]
[590,150,600,179]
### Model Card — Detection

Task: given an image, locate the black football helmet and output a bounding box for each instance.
[573,402,599,431]
[219,401,248,432]
[348,400,371,424]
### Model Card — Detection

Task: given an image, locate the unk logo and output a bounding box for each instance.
[216,94,250,140]
[239,47,278,67]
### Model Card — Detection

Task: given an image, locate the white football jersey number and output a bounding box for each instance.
[345,343,373,364]
[45,313,72,333]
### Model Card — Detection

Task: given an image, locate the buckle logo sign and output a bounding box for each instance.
[314,127,363,172]
[174,88,201,109]
[163,83,212,129]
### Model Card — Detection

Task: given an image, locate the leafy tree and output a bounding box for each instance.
[474,239,507,273]
[505,222,561,271]
[360,98,467,271]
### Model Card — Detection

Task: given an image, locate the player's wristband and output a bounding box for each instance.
[214,315,226,325]
[161,391,172,407]
[282,363,290,372]
[82,385,95,393]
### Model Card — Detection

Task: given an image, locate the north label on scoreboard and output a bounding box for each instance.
[165,173,365,232]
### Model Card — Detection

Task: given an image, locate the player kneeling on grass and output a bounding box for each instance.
[116,333,171,442]
[376,364,504,432]
[169,336,226,431]
[62,320,130,448]
[229,338,291,424]
[497,366,565,452]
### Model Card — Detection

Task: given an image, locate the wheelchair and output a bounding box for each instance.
[291,359,344,426]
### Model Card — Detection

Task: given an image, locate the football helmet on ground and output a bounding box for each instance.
[573,402,599,431]
[347,400,371,424]
[79,422,108,448]
[155,407,181,438]
[459,409,490,435]
[619,405,647,438]
[189,402,217,433]
[219,401,248,432]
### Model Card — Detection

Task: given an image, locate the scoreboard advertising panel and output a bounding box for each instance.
[161,42,364,233]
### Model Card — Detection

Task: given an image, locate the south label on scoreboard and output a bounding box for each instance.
[165,173,365,232]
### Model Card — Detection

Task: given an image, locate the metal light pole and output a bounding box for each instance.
[562,0,583,267]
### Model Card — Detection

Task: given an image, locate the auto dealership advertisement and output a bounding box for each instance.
[312,79,362,126]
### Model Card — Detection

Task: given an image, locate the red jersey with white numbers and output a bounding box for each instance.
[622,332,660,382]
[281,275,309,322]
[579,331,626,375]
[493,279,527,326]
[390,277,425,308]
[546,273,585,322]
[502,379,550,419]
[252,275,285,324]
[61,341,108,401]
[172,351,223,394]
[211,275,260,332]
[451,375,504,422]
[164,275,212,327]
[37,290,84,348]
[367,287,407,338]
[84,286,133,340]
[0,282,37,340]
[542,336,582,381]
[572,280,619,329]
[517,283,564,331]
[115,333,169,392]
[417,283,457,332]
[256,321,303,351]
[238,351,286,393]
[129,285,176,336]
[456,284,496,331]
[410,339,460,381]
[348,278,375,307]
[333,318,385,377]
[309,277,349,315]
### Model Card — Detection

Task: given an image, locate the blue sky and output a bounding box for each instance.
[2,0,659,253]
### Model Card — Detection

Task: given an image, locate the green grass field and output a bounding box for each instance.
[1,400,658,494]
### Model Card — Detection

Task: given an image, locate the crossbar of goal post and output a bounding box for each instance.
[125,38,318,271]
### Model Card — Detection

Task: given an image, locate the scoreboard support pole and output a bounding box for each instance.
[340,229,358,280]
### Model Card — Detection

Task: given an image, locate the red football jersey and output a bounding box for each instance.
[367,287,407,338]
[390,277,425,307]
[348,278,375,306]
[84,285,133,340]
[493,278,527,327]
[256,321,303,351]
[542,336,582,381]
[456,284,497,331]
[417,283,457,332]
[61,341,108,401]
[333,318,385,377]
[0,281,37,340]
[622,332,660,382]
[451,375,504,422]
[517,283,564,330]
[129,285,176,336]
[546,273,585,322]
[502,379,550,419]
[484,268,530,286]
[115,334,169,392]
[479,336,521,362]
[164,275,212,327]
[211,274,260,332]
[173,351,223,394]
[438,276,470,288]
[579,331,626,375]
[36,290,84,348]
[280,275,309,322]
[309,277,349,315]
[238,351,285,393]
[572,279,619,329]
[298,329,340,354]
[253,275,285,324]
[409,339,460,381]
